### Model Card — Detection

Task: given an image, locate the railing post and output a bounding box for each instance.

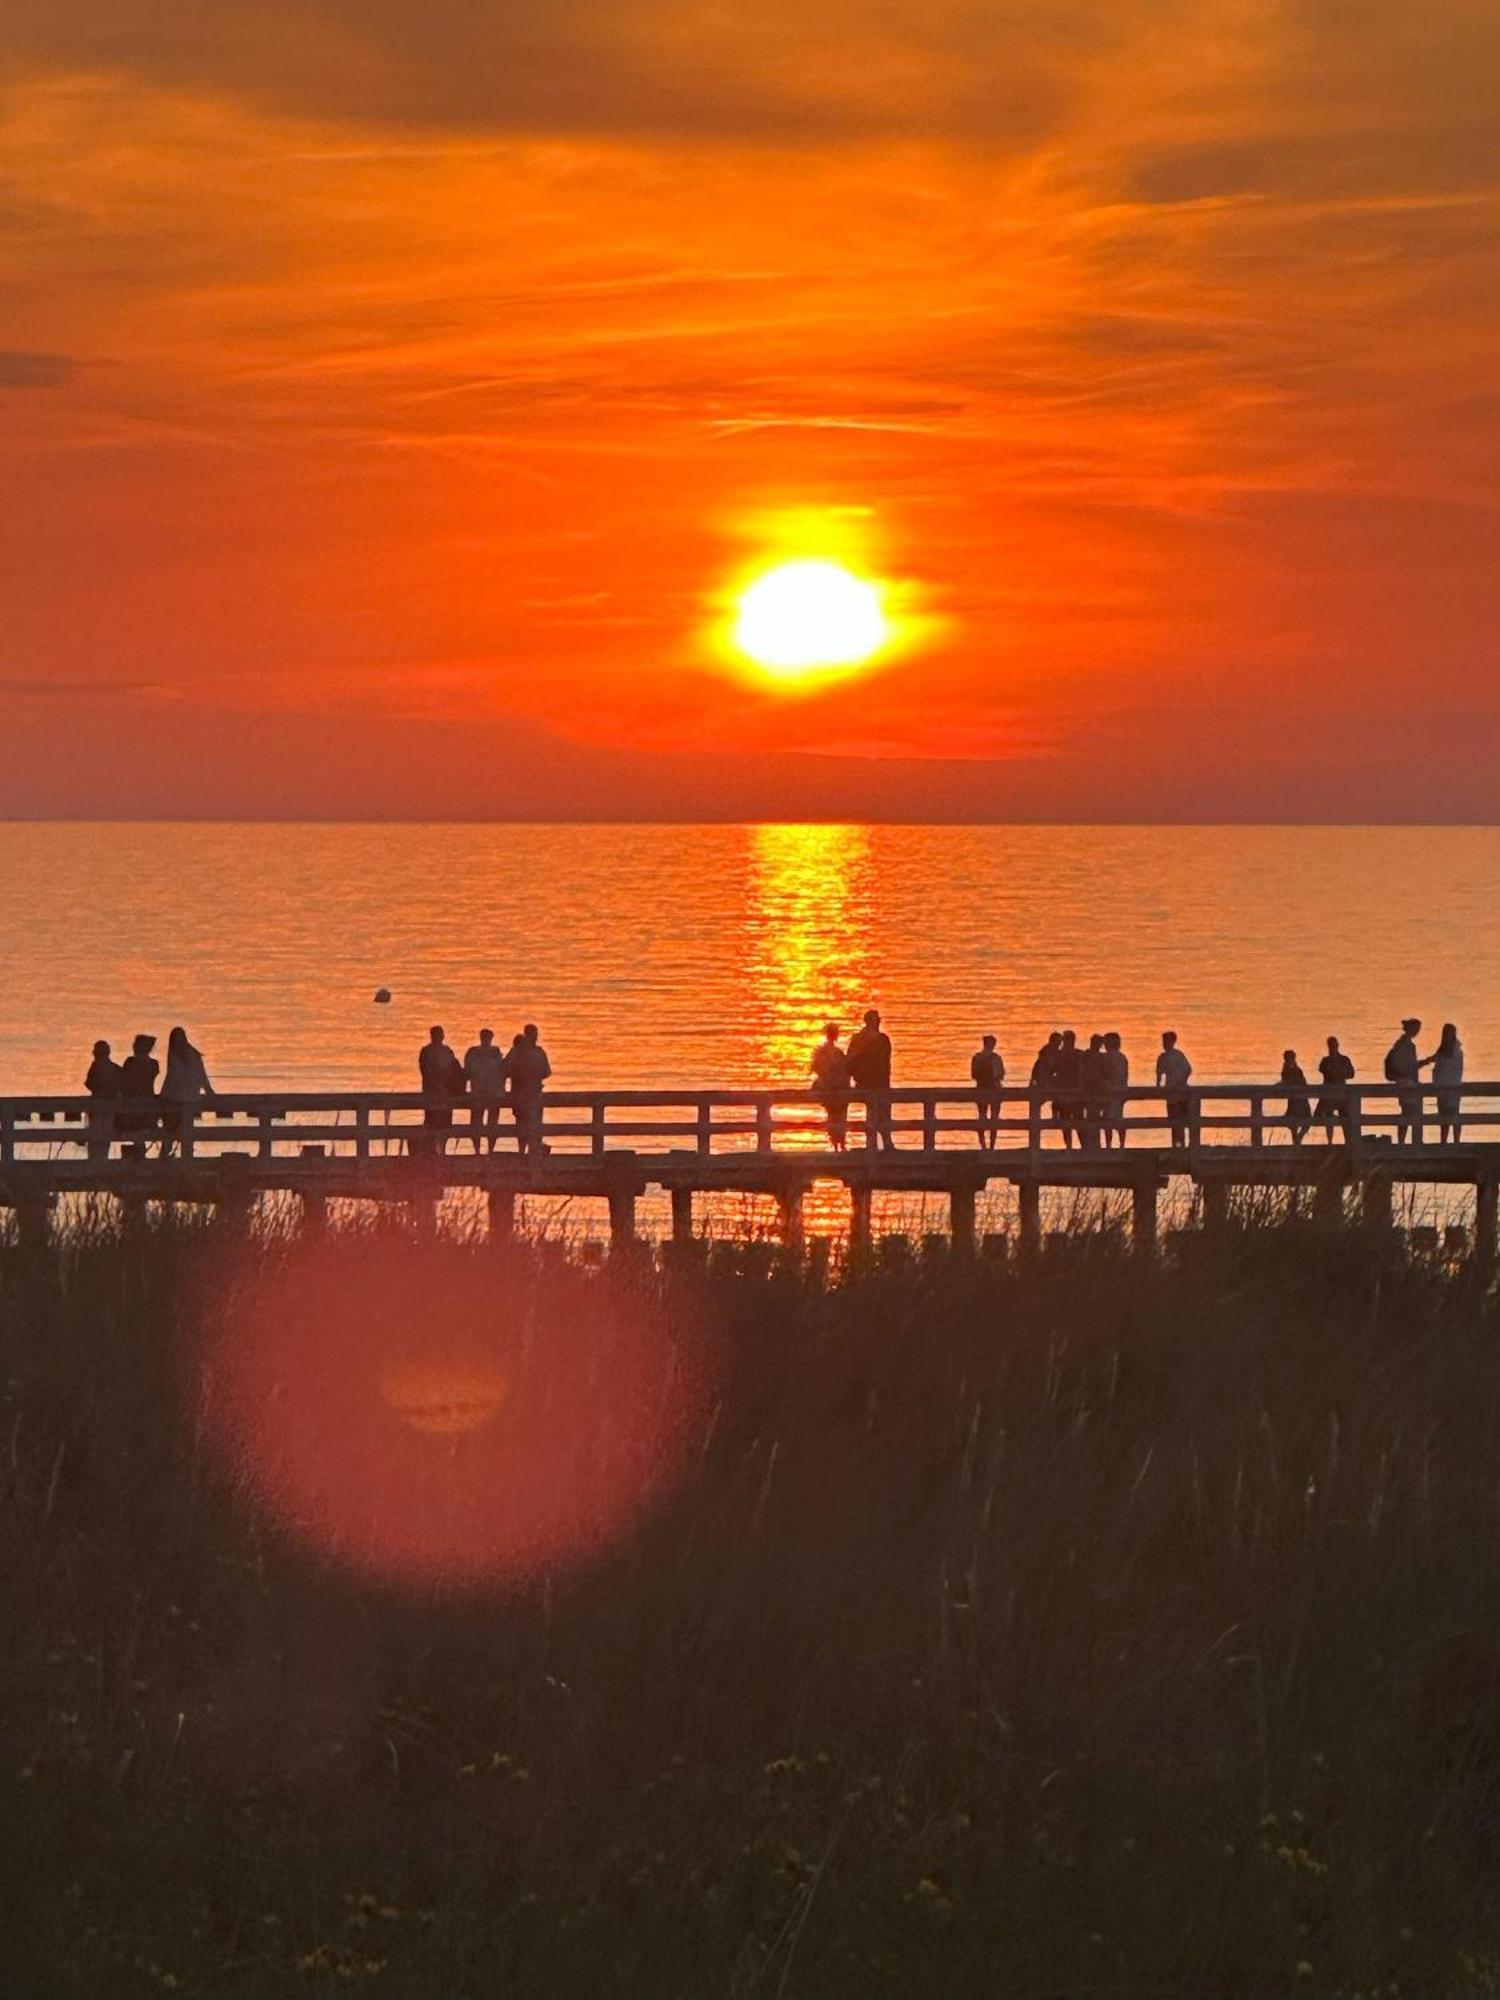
[591,1099,607,1158]
[950,1180,976,1252]
[756,1097,773,1154]
[1,1103,15,1165]
[1346,1085,1363,1160]
[923,1096,937,1154]
[355,1105,370,1164]
[257,1109,274,1161]
[1251,1090,1264,1150]
[1189,1087,1203,1159]
[1028,1089,1041,1169]
[697,1098,713,1158]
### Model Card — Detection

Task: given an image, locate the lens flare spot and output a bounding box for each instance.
[197,1239,709,1590]
[379,1357,510,1436]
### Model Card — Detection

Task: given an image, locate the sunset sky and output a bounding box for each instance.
[3,0,1498,819]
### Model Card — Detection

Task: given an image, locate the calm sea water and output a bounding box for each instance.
[2,823,1498,1096]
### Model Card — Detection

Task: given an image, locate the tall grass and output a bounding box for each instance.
[4,1212,1500,1997]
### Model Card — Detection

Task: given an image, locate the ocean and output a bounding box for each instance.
[3,823,1497,1098]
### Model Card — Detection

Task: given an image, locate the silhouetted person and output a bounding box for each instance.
[1281,1050,1311,1145]
[1428,1022,1464,1145]
[1052,1029,1083,1149]
[846,1009,895,1151]
[1101,1032,1129,1149]
[811,1023,850,1152]
[971,1034,1004,1149]
[160,1025,214,1157]
[1384,1016,1424,1147]
[1031,1032,1061,1140]
[1315,1035,1355,1145]
[117,1033,160,1152]
[1155,1031,1193,1149]
[84,1038,122,1161]
[419,1026,464,1153]
[1080,1032,1109,1151]
[508,1023,552,1156]
[464,1027,507,1155]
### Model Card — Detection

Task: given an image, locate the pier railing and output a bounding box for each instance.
[2,1081,1497,1167]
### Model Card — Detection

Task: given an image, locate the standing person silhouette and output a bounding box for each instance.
[1428,1022,1464,1145]
[1031,1032,1062,1142]
[1280,1050,1312,1145]
[1080,1033,1109,1152]
[160,1025,214,1157]
[84,1039,122,1162]
[1052,1029,1083,1150]
[464,1028,507,1155]
[1315,1035,1355,1145]
[846,1009,895,1151]
[971,1035,1005,1150]
[419,1026,464,1154]
[811,1023,850,1152]
[508,1023,552,1156]
[1101,1032,1129,1149]
[118,1033,160,1153]
[1384,1016,1424,1146]
[1155,1031,1193,1149]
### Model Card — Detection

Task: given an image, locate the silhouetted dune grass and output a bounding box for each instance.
[3,1213,1500,1997]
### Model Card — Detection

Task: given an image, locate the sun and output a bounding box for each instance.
[733,560,889,681]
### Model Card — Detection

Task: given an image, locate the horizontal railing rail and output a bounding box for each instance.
[0,1082,1496,1169]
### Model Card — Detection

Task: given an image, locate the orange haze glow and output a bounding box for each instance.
[2,2,1499,818]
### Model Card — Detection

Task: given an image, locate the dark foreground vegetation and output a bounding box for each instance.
[5,1212,1500,1999]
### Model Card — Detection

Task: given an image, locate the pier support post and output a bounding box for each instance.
[1314,1167,1346,1228]
[487,1187,516,1243]
[1200,1180,1228,1232]
[848,1182,872,1255]
[1362,1174,1395,1233]
[608,1184,636,1249]
[777,1182,806,1255]
[1477,1179,1498,1270]
[215,1158,254,1235]
[1132,1177,1158,1255]
[949,1182,977,1255]
[670,1186,695,1246]
[15,1198,51,1253]
[1018,1180,1041,1255]
[299,1145,329,1234]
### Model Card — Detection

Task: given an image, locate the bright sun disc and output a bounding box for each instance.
[734,560,888,677]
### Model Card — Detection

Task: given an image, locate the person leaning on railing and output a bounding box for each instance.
[1155,1031,1193,1149]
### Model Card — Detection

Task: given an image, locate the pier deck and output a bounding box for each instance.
[1,1083,1497,1255]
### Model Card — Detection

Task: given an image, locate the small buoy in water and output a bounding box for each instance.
[374,988,392,1005]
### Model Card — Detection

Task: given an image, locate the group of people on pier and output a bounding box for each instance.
[82,1028,213,1160]
[418,1024,552,1156]
[808,1013,1468,1152]
[72,1010,1469,1160]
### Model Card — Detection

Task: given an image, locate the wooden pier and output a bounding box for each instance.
[1,1082,1497,1259]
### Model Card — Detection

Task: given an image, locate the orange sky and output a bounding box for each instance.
[3,0,1498,817]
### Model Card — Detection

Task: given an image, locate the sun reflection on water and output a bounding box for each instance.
[741,825,874,1234]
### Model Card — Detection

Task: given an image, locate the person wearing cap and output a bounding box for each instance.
[1384,1016,1424,1147]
